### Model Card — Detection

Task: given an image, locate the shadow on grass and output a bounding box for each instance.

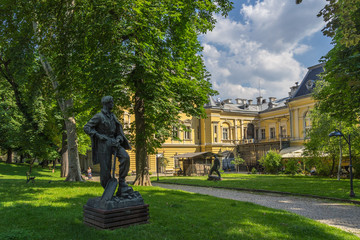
[1,163,358,239]
[0,185,358,240]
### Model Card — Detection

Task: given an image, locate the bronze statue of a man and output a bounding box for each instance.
[84,96,132,197]
[209,155,221,178]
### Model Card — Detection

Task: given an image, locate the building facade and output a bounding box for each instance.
[115,63,324,174]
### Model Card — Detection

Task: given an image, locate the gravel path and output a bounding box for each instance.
[153,183,360,237]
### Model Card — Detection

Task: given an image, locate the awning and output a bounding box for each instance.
[174,151,213,159]
[280,146,304,158]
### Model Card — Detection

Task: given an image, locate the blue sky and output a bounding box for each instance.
[201,0,332,101]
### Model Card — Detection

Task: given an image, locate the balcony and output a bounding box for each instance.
[220,135,291,145]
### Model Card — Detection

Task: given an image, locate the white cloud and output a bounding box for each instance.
[202,0,327,101]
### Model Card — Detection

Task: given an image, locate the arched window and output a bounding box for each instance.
[247,123,254,139]
[222,124,230,140]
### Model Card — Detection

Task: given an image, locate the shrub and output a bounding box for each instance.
[353,157,360,179]
[259,150,282,174]
[251,167,257,174]
[304,157,335,176]
[285,159,301,175]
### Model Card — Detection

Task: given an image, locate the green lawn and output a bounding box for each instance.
[0,162,359,240]
[153,173,360,201]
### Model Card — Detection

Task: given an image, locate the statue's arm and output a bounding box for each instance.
[84,114,101,138]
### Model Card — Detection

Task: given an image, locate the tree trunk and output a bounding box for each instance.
[33,21,82,181]
[60,128,69,178]
[6,149,12,164]
[133,94,152,186]
[38,52,83,181]
[29,158,36,174]
[63,100,83,182]
[330,156,336,177]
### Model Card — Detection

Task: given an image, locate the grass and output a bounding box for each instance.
[153,173,360,201]
[0,162,359,240]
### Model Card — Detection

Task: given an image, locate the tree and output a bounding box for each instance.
[0,0,130,180]
[120,0,233,186]
[231,156,245,172]
[0,4,61,168]
[303,108,342,176]
[297,0,360,124]
[1,1,233,186]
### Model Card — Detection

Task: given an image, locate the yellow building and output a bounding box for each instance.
[120,63,324,174]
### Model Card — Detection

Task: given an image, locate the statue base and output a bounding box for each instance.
[207,175,222,181]
[83,192,149,229]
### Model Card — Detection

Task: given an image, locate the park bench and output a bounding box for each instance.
[26,172,35,183]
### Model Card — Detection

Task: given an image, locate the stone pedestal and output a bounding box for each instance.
[207,175,222,181]
[83,192,149,229]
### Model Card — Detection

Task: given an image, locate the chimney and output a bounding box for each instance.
[289,82,300,97]
[223,99,232,104]
[256,96,263,105]
[235,98,247,105]
[248,99,253,105]
[269,97,276,103]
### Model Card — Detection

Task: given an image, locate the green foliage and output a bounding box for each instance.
[318,0,360,47]
[353,157,360,179]
[231,156,245,172]
[284,159,302,175]
[315,1,360,124]
[0,1,234,182]
[259,150,282,174]
[251,167,257,174]
[302,106,360,177]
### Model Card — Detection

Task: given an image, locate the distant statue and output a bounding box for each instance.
[208,155,221,180]
[84,96,132,197]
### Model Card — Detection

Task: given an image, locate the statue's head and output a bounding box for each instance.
[101,96,114,110]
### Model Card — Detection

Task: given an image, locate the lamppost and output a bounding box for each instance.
[329,129,355,197]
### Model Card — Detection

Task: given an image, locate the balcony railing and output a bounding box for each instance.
[221,135,292,145]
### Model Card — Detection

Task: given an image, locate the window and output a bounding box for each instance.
[270,127,276,139]
[261,129,266,140]
[172,126,178,139]
[184,126,191,140]
[280,126,286,138]
[304,111,311,138]
[223,127,229,140]
[213,125,218,142]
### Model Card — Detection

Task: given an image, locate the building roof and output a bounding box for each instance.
[291,63,325,99]
[280,146,304,158]
[204,63,325,114]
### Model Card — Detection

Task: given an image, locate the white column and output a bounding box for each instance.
[294,109,299,139]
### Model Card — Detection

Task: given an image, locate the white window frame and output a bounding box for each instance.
[222,127,229,140]
[184,126,191,140]
[270,127,276,139]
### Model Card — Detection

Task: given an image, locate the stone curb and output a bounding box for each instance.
[157,181,360,205]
